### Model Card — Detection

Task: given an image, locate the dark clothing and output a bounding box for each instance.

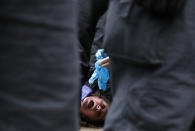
[135,0,187,16]
[78,0,108,84]
[89,13,107,67]
[0,1,79,131]
[85,80,112,103]
[83,13,112,102]
[87,13,111,102]
[104,0,195,131]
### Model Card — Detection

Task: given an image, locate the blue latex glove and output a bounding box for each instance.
[95,49,107,60]
[89,49,109,91]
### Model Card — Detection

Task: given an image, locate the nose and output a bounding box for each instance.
[96,105,102,111]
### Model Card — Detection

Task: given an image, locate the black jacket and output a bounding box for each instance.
[104,0,195,130]
[78,0,108,84]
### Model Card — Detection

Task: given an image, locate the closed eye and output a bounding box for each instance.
[88,100,94,109]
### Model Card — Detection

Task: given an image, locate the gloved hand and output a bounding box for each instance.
[89,49,109,91]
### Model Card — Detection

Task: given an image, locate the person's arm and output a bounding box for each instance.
[78,0,108,84]
[135,0,187,16]
[89,13,107,67]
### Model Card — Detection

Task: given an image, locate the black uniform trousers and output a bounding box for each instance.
[0,0,80,131]
[104,0,195,130]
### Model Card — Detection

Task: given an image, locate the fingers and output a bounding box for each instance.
[102,63,109,69]
[100,57,109,69]
[100,57,109,65]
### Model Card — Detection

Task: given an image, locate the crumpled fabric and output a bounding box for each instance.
[89,49,109,91]
[81,85,93,101]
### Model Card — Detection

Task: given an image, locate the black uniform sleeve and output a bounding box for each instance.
[78,0,109,84]
[89,13,107,67]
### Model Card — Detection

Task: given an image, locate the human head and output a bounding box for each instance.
[80,95,109,122]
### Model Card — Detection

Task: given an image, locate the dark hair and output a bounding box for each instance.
[80,91,111,127]
[135,0,187,17]
[80,113,105,127]
[80,93,105,127]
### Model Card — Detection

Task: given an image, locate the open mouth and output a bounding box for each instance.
[101,104,105,109]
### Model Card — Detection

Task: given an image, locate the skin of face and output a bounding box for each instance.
[80,96,109,122]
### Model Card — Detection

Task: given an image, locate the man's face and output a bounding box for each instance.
[80,96,109,121]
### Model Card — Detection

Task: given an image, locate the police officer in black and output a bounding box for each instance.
[0,0,80,131]
[104,0,195,130]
